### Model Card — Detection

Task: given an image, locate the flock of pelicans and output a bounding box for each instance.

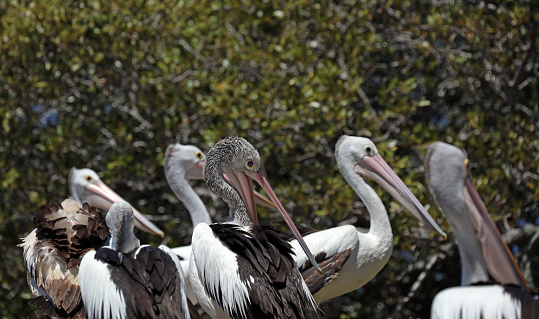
[20,135,538,318]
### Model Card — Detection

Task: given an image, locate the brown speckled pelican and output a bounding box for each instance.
[20,198,109,318]
[427,142,538,319]
[189,136,319,319]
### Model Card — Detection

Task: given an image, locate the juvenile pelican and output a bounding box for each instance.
[164,143,274,304]
[190,136,319,319]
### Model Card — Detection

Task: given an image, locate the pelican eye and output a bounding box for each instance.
[195,151,204,160]
[464,158,470,173]
[85,175,94,182]
[245,160,255,170]
[364,145,373,155]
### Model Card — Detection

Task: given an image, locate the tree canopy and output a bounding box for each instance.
[1,0,537,318]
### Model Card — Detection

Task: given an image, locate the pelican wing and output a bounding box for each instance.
[300,248,352,296]
[81,246,187,319]
[20,200,108,317]
[192,223,318,319]
[291,225,357,298]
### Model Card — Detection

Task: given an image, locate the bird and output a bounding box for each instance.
[164,143,274,224]
[69,167,165,237]
[189,136,320,319]
[289,135,447,304]
[20,198,109,318]
[164,142,274,259]
[163,143,276,304]
[426,141,538,319]
[79,201,190,319]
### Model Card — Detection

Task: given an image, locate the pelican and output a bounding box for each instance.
[20,198,109,318]
[289,135,447,304]
[426,142,538,319]
[164,143,274,303]
[189,136,319,319]
[165,144,272,247]
[79,201,190,319]
[69,167,165,237]
[164,142,274,257]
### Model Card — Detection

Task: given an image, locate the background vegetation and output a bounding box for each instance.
[1,0,537,317]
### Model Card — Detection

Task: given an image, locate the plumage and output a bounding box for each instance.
[432,285,538,319]
[20,198,109,318]
[190,136,318,319]
[79,201,189,319]
[427,141,539,319]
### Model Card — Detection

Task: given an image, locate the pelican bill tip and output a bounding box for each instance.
[433,224,447,240]
[315,264,323,274]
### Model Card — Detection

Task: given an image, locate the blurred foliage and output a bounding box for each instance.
[1,0,537,318]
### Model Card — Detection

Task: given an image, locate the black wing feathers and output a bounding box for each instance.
[96,246,186,319]
[211,224,317,319]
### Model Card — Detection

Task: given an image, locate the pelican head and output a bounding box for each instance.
[106,201,140,254]
[165,143,206,181]
[336,135,446,238]
[165,142,275,209]
[204,136,322,273]
[69,167,165,238]
[425,141,528,288]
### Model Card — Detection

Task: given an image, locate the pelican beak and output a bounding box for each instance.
[356,153,447,239]
[223,168,259,224]
[463,177,529,290]
[190,160,276,209]
[185,161,205,180]
[245,170,322,274]
[82,180,165,238]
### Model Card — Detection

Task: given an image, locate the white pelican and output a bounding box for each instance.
[20,198,109,318]
[189,136,319,318]
[290,135,447,304]
[426,141,538,319]
[79,201,190,319]
[69,167,165,237]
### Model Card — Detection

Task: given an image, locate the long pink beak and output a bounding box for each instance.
[359,153,446,238]
[464,177,528,290]
[232,170,322,273]
[82,180,165,238]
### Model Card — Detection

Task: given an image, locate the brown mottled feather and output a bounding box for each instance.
[280,225,352,296]
[299,248,352,296]
[20,199,109,318]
